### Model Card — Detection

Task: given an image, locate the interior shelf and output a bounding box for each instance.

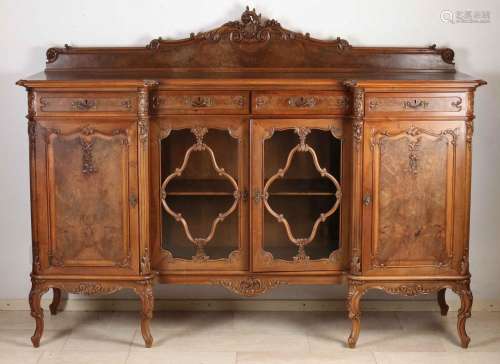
[163,191,235,196]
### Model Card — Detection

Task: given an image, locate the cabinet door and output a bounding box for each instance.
[251,119,346,272]
[151,116,248,271]
[362,121,466,275]
[34,119,139,275]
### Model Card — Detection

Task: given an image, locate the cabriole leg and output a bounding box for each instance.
[454,281,473,348]
[29,280,48,348]
[49,288,62,315]
[135,282,154,348]
[346,280,365,348]
[437,288,449,316]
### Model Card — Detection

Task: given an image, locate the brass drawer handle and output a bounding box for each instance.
[71,99,96,111]
[287,96,317,108]
[403,99,429,109]
[189,96,214,108]
[363,194,371,206]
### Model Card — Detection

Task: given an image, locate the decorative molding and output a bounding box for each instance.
[214,277,286,297]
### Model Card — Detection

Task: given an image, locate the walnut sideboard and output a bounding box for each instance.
[17,7,486,349]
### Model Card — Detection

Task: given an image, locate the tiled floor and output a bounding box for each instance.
[1,310,500,363]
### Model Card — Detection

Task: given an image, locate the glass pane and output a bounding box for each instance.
[160,128,240,261]
[263,128,341,261]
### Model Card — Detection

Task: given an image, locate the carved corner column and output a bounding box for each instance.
[137,80,158,347]
[345,83,364,276]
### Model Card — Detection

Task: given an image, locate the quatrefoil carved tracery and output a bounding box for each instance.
[160,127,240,262]
[263,127,342,262]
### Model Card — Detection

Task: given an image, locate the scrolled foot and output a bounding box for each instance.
[49,288,62,315]
[437,288,449,316]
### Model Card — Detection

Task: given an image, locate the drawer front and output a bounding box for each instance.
[365,93,467,116]
[152,91,249,114]
[252,91,349,115]
[36,92,137,114]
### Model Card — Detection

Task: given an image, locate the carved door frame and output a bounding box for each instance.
[361,120,467,276]
[34,118,140,275]
[150,116,249,272]
[251,118,348,272]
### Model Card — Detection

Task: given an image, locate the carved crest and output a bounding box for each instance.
[148,6,351,52]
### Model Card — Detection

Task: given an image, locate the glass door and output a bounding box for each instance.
[251,119,346,272]
[156,116,248,271]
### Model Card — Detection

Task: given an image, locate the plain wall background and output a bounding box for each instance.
[1,0,498,301]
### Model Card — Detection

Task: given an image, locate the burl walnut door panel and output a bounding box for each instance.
[251,119,348,272]
[33,119,139,275]
[362,120,467,276]
[151,116,248,272]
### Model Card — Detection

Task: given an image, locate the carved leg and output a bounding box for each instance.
[437,288,449,316]
[454,281,473,348]
[49,288,62,315]
[347,281,365,348]
[29,280,48,348]
[135,282,154,348]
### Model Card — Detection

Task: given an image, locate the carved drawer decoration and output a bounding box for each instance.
[365,93,466,116]
[36,92,137,114]
[151,91,249,114]
[252,91,349,115]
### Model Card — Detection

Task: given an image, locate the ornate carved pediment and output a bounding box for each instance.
[147,6,350,53]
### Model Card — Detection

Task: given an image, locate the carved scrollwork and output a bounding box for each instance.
[160,127,240,262]
[382,284,439,296]
[214,277,286,297]
[62,282,121,295]
[149,6,350,52]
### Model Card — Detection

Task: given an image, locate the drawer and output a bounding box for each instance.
[36,92,137,114]
[151,91,249,114]
[252,91,349,114]
[365,93,467,116]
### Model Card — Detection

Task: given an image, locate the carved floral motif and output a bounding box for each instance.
[215,277,286,297]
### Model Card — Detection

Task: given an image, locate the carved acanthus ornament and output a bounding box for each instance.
[352,88,364,147]
[141,247,151,274]
[382,284,439,296]
[215,277,286,297]
[62,282,121,295]
[138,88,150,144]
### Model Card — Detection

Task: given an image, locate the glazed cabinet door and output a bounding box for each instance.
[251,119,347,272]
[362,120,467,276]
[151,116,248,271]
[32,119,139,275]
